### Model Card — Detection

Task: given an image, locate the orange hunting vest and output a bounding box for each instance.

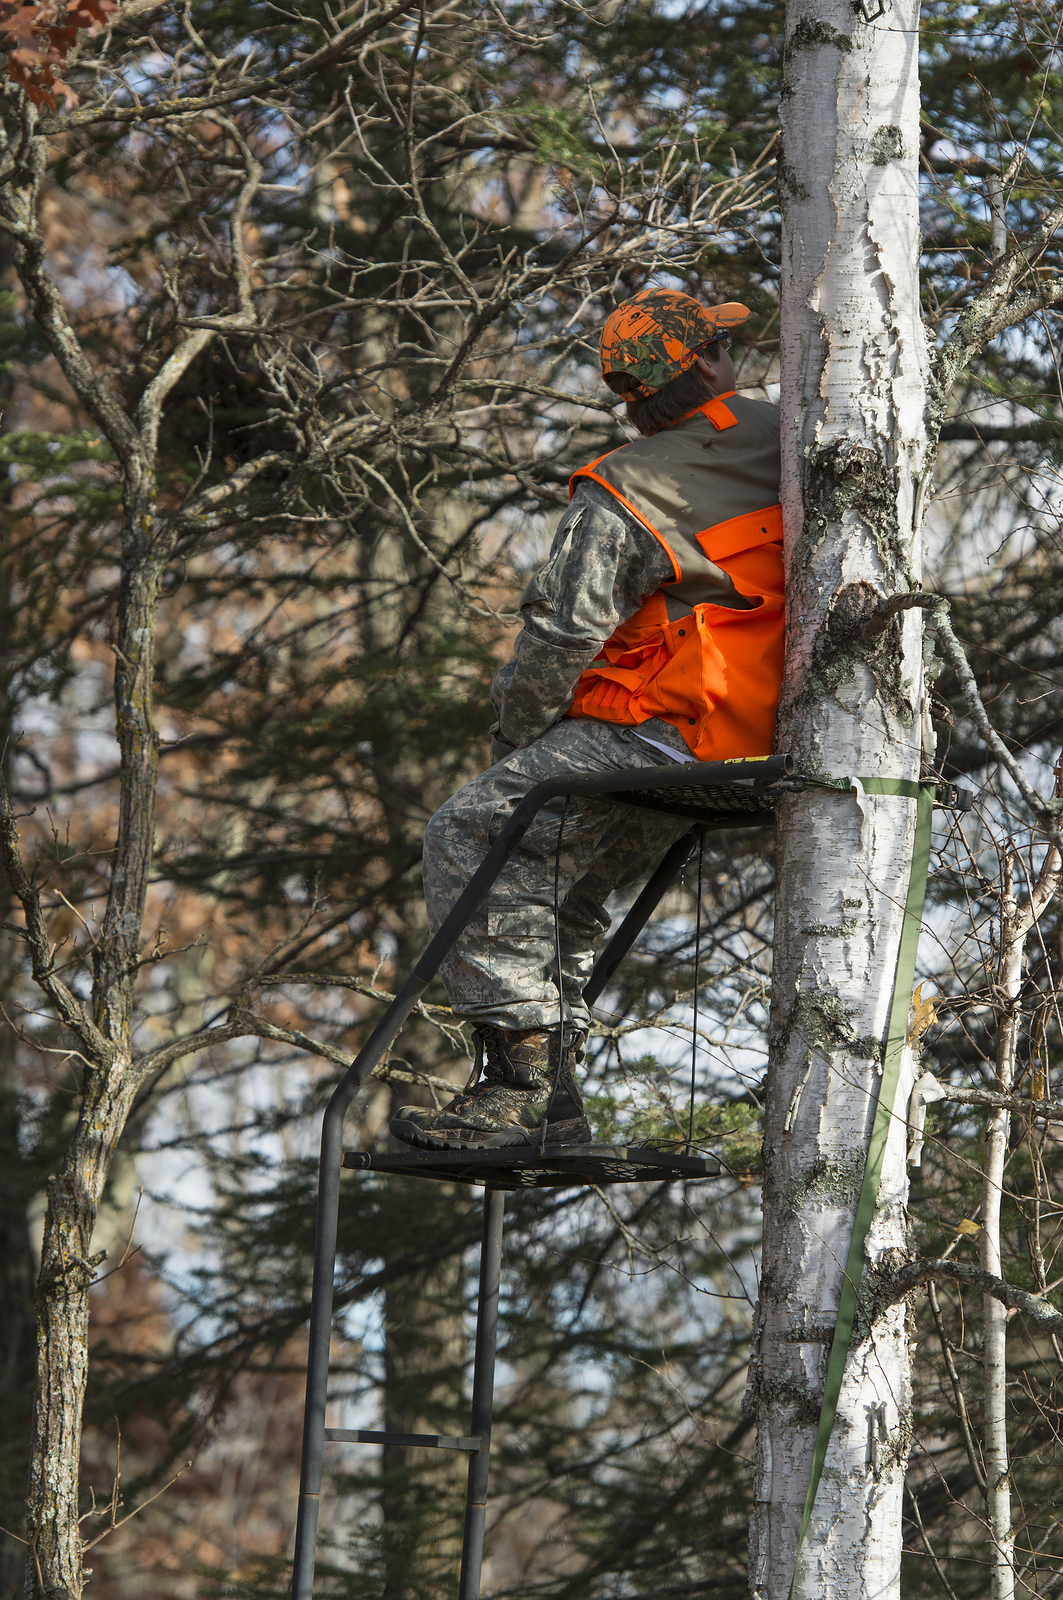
[564,393,784,763]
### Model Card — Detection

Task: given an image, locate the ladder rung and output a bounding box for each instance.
[323,1427,481,1452]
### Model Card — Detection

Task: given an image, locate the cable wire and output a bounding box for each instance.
[687,827,705,1152]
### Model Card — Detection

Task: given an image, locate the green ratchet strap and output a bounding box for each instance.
[787,776,935,1600]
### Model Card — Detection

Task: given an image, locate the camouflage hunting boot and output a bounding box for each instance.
[389,1025,591,1151]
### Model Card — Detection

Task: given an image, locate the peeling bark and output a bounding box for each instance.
[753,0,928,1593]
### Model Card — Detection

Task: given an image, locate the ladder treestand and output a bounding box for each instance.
[288,753,969,1600]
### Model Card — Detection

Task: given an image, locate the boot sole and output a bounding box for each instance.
[390,1116,592,1153]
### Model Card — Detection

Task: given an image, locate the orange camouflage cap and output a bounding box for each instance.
[599,289,750,397]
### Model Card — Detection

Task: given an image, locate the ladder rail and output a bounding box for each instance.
[582,831,698,1008]
[458,1188,506,1600]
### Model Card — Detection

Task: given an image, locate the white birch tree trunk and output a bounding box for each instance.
[983,855,1020,1600]
[981,841,1061,1600]
[750,0,929,1594]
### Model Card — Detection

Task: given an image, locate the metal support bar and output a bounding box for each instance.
[458,1187,506,1600]
[324,1428,481,1452]
[582,832,697,1007]
[289,755,793,1600]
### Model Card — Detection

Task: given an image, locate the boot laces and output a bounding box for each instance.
[468,1025,560,1087]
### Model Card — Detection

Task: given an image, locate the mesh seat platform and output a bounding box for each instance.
[550,753,794,828]
[610,777,779,825]
[343,1143,722,1190]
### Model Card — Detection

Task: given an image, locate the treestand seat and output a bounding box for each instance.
[343,1142,723,1190]
[557,751,795,824]
[609,772,784,825]
[290,752,978,1600]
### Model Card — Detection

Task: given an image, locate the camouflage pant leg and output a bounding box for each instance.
[422,718,693,1033]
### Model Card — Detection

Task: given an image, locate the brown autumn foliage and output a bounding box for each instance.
[0,0,116,109]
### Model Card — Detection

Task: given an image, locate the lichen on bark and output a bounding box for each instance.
[786,16,852,53]
[793,991,882,1062]
[868,125,904,165]
[796,440,907,578]
[780,1151,866,1216]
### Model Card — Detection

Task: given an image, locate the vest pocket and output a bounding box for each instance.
[580,662,646,692]
[572,632,671,721]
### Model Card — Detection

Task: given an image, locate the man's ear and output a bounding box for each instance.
[693,353,725,395]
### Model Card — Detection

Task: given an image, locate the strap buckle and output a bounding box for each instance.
[934,782,974,812]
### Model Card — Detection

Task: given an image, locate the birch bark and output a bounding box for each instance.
[750,0,928,1593]
[981,841,1061,1600]
[983,857,1020,1600]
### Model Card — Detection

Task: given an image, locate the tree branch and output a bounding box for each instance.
[132,1019,257,1079]
[38,0,426,134]
[0,123,137,465]
[210,117,263,319]
[938,1084,1063,1125]
[938,420,1063,444]
[135,126,260,454]
[878,1259,1063,1334]
[870,592,1063,836]
[0,767,109,1060]
[929,202,1063,425]
[132,1008,468,1091]
[232,1011,355,1072]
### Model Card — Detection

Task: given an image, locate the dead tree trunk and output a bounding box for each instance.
[20,485,169,1597]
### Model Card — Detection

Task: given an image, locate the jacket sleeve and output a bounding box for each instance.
[489,480,675,753]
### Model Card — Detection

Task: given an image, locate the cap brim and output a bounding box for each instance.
[705,302,751,330]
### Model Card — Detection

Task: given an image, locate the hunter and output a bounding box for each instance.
[391,288,783,1150]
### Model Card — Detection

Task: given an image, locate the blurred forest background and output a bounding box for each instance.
[0,0,1061,1595]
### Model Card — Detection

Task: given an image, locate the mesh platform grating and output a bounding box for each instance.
[609,778,790,825]
[343,1144,722,1190]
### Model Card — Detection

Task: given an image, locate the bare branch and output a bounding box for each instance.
[0,766,109,1061]
[80,1458,194,1553]
[132,1019,259,1079]
[878,1260,1063,1335]
[135,327,217,458]
[869,592,1063,834]
[0,129,137,463]
[38,0,426,134]
[232,1011,354,1072]
[211,116,264,318]
[926,1280,987,1494]
[930,202,1063,424]
[938,1084,1063,1126]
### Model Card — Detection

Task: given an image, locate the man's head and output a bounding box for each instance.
[599,289,750,436]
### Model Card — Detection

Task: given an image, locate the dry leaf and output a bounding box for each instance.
[907,983,939,1045]
[0,0,117,108]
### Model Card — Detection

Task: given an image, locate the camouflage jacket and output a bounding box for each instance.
[488,480,673,755]
[489,440,765,759]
